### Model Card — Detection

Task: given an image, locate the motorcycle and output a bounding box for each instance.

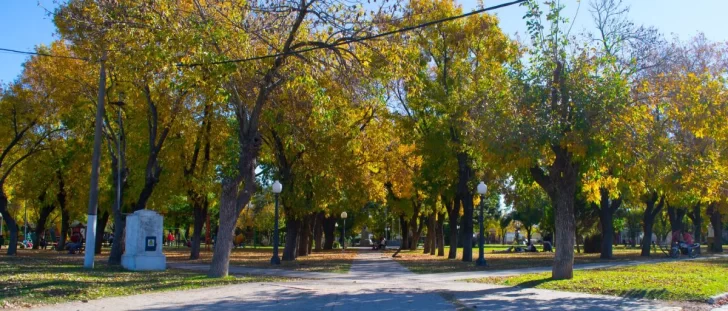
[670,241,699,259]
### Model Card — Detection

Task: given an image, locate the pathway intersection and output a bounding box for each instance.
[33,251,695,311]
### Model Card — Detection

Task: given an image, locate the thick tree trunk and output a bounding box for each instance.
[208,180,244,277]
[423,214,432,254]
[690,204,702,244]
[297,215,312,257]
[599,208,614,259]
[323,215,336,250]
[208,130,259,277]
[456,152,475,262]
[530,145,579,279]
[708,203,723,253]
[313,212,324,251]
[283,217,300,261]
[447,197,459,259]
[133,178,157,212]
[108,211,125,265]
[57,204,70,251]
[33,203,55,249]
[596,188,621,259]
[428,215,436,255]
[399,216,409,250]
[668,205,686,236]
[436,212,445,256]
[94,211,109,254]
[190,200,208,259]
[640,194,663,257]
[0,190,19,255]
[107,152,128,265]
[552,190,576,279]
[410,216,424,250]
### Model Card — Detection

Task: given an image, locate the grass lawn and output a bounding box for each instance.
[0,250,289,308]
[165,247,357,273]
[468,257,728,301]
[389,246,681,273]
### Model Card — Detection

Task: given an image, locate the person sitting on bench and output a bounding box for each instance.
[543,241,553,252]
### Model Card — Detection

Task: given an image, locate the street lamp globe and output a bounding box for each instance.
[272,181,282,194]
[477,181,487,195]
[341,212,347,219]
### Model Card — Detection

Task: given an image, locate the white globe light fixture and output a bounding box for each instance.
[477,181,487,195]
[272,181,282,194]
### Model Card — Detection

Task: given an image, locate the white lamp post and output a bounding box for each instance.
[476,181,488,266]
[271,181,282,265]
[341,211,348,252]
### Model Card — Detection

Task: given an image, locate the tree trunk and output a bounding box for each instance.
[410,216,425,250]
[58,205,70,251]
[313,212,324,251]
[668,205,686,235]
[33,203,55,249]
[208,129,259,277]
[595,188,621,259]
[323,215,336,250]
[427,213,438,256]
[640,194,663,256]
[0,190,19,255]
[297,215,312,257]
[447,197,459,259]
[399,216,409,250]
[708,203,723,253]
[190,200,208,259]
[283,217,300,261]
[531,161,578,279]
[94,211,109,254]
[690,203,702,244]
[208,180,241,277]
[456,152,475,262]
[108,210,125,265]
[107,151,128,265]
[436,212,445,256]
[423,214,432,254]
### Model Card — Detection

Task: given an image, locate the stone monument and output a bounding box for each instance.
[122,210,166,271]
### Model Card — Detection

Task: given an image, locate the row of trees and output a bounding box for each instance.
[1,0,727,280]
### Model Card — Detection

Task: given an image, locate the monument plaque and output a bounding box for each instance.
[122,210,166,271]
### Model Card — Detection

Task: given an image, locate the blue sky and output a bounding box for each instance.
[1,0,727,83]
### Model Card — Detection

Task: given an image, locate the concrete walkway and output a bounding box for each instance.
[33,251,686,311]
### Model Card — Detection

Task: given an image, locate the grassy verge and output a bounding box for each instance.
[166,248,356,274]
[389,247,676,273]
[468,257,728,301]
[0,251,289,308]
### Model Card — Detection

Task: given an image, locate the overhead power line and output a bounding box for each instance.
[0,47,88,61]
[177,0,527,67]
[0,0,525,66]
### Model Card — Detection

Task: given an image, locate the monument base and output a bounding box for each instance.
[122,253,167,271]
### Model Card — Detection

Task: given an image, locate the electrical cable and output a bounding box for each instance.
[177,0,526,67]
[0,47,88,61]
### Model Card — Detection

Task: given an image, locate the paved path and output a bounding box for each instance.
[33,251,685,311]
